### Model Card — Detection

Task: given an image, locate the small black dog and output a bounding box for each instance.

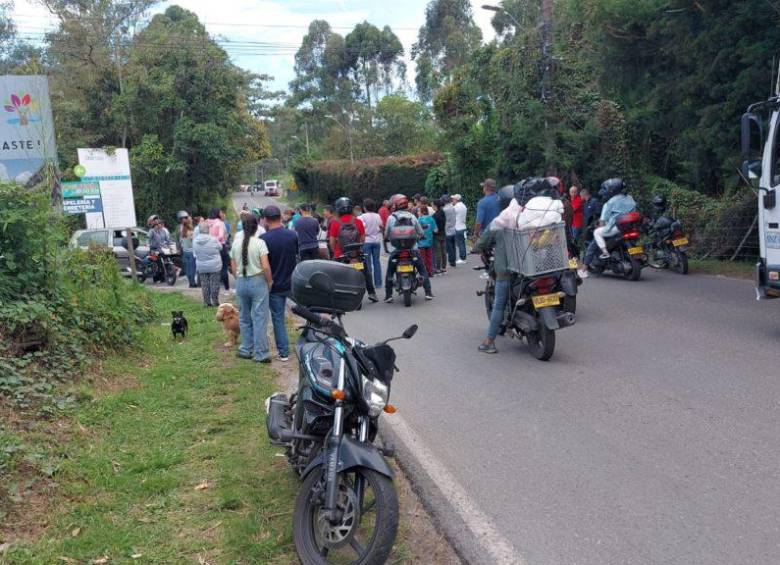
[171,311,188,339]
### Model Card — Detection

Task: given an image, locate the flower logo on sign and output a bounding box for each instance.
[4,93,39,126]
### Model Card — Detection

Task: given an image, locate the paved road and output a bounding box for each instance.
[232,193,780,565]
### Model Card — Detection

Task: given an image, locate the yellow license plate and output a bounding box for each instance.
[532,293,560,309]
[628,246,644,255]
[351,262,364,270]
[568,258,578,269]
[398,265,414,273]
[672,237,689,247]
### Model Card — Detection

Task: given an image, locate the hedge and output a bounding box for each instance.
[292,152,444,206]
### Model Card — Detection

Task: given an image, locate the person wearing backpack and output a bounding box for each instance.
[328,196,379,303]
[383,194,434,302]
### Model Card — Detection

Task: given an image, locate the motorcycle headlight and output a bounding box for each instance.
[361,375,388,418]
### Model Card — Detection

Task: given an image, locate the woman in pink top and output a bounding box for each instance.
[360,198,384,289]
[209,208,230,291]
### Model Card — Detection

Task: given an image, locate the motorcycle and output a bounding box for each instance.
[588,212,647,281]
[333,242,373,305]
[477,224,577,361]
[139,244,178,286]
[388,248,423,307]
[644,215,690,274]
[266,270,417,563]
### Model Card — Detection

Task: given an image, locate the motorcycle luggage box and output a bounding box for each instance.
[388,225,417,250]
[292,260,366,312]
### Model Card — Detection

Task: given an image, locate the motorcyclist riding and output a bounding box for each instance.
[328,196,379,303]
[584,178,636,267]
[148,216,172,251]
[383,193,434,302]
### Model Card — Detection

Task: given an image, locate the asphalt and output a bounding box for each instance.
[233,194,780,565]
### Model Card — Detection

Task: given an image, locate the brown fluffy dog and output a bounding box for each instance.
[215,303,240,347]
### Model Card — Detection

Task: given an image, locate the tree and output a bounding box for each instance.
[374,94,436,155]
[289,20,351,109]
[412,0,482,103]
[344,22,405,109]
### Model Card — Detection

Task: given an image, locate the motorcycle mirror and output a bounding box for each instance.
[402,324,418,339]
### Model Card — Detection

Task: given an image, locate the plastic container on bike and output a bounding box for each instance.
[291,259,366,312]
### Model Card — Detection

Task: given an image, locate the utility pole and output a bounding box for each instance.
[540,0,553,105]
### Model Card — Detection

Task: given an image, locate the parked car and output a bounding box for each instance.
[70,227,150,278]
[264,179,280,196]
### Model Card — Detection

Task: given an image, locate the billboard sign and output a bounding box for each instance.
[0,75,57,187]
[62,181,102,215]
[77,148,137,228]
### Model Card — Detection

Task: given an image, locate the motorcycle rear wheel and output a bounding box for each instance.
[527,325,555,361]
[403,289,412,307]
[624,258,643,281]
[673,250,689,275]
[294,467,398,565]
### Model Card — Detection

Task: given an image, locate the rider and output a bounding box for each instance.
[328,196,379,303]
[585,178,636,265]
[383,194,434,302]
[148,216,171,251]
[475,184,517,354]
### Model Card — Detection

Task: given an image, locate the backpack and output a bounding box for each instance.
[337,217,361,253]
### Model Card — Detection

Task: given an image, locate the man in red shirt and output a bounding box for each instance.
[328,196,378,302]
[378,200,390,226]
[570,185,584,240]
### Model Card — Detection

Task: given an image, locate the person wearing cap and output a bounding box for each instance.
[474,178,500,238]
[294,203,322,261]
[452,194,468,264]
[442,195,457,268]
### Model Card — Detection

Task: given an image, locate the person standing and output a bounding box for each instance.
[360,198,384,290]
[432,199,447,275]
[193,221,223,307]
[260,205,298,362]
[209,208,231,293]
[417,206,436,276]
[443,196,457,268]
[452,194,468,263]
[229,215,273,363]
[378,200,391,226]
[474,178,501,238]
[571,186,585,241]
[295,203,321,261]
[180,216,197,287]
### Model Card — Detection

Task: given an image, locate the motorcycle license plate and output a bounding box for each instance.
[672,237,689,247]
[532,293,560,309]
[351,262,364,270]
[398,264,414,273]
[568,258,578,269]
[628,246,644,255]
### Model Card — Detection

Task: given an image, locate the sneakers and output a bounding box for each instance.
[254,357,272,364]
[237,351,252,360]
[278,355,289,362]
[368,293,379,303]
[599,250,610,260]
[456,259,467,265]
[478,342,498,354]
[425,294,434,300]
[577,268,589,279]
[384,296,394,303]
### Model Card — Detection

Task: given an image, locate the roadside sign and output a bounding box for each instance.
[62,180,102,215]
[77,148,136,228]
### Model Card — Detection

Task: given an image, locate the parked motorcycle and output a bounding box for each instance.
[266,260,416,564]
[644,215,690,274]
[588,212,647,281]
[139,245,178,286]
[477,223,577,361]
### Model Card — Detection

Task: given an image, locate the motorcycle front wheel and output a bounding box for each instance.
[527,324,555,361]
[294,467,399,565]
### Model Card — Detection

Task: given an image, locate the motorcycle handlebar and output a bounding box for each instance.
[292,304,326,326]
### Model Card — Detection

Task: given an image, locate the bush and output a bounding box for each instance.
[0,182,153,410]
[292,153,444,205]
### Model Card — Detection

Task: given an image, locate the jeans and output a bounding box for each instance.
[219,245,230,290]
[455,229,468,261]
[445,234,457,266]
[363,242,383,288]
[235,275,270,361]
[487,278,510,340]
[269,293,289,358]
[385,249,432,298]
[433,234,447,271]
[419,247,433,275]
[183,250,196,286]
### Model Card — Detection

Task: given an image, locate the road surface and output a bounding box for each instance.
[233,193,780,565]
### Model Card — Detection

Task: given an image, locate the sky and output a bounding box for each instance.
[10,0,498,95]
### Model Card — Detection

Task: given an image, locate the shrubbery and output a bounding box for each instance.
[0,183,152,410]
[292,153,444,205]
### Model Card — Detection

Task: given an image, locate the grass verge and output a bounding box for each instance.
[689,259,755,280]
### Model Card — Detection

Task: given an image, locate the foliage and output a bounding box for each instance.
[344,22,406,108]
[293,153,444,205]
[0,182,152,411]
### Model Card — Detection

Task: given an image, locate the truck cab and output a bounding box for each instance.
[741,96,780,299]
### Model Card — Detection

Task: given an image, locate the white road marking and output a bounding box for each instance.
[388,414,526,565]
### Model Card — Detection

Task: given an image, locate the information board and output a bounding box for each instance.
[62,181,102,215]
[77,148,137,228]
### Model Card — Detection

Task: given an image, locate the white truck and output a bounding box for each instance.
[742,90,780,299]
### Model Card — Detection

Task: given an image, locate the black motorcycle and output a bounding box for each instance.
[139,245,177,285]
[588,212,647,281]
[388,248,423,307]
[266,262,417,563]
[477,228,577,361]
[644,215,690,274]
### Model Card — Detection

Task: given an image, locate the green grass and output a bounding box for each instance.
[4,292,299,564]
[689,259,755,280]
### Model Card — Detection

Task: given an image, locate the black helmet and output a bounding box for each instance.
[651,194,667,212]
[176,210,189,222]
[514,177,545,206]
[334,197,353,216]
[498,185,515,211]
[600,178,626,200]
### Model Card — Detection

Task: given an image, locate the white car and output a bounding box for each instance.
[264,180,280,196]
[70,227,150,277]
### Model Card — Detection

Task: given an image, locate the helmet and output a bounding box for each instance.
[147,214,160,227]
[651,194,667,212]
[334,196,353,216]
[390,194,409,211]
[251,207,262,218]
[600,178,627,200]
[514,177,547,205]
[498,185,515,211]
[546,177,564,197]
[176,210,189,221]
